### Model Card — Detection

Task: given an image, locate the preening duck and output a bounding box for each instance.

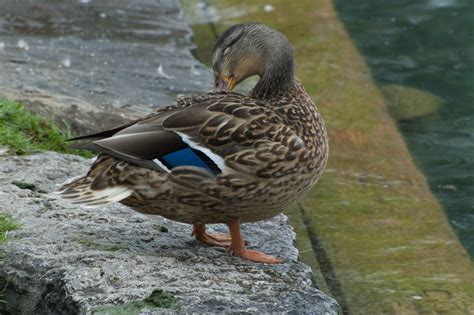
[57,23,328,264]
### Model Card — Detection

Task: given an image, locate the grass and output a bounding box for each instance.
[0,213,19,303]
[0,99,92,157]
[0,99,92,304]
[0,214,19,245]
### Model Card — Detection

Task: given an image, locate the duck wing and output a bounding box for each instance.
[58,92,306,207]
[71,92,304,176]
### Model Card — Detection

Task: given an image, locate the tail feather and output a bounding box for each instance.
[56,158,133,208]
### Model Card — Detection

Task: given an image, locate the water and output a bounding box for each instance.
[334,0,474,257]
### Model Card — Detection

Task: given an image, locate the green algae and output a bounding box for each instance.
[91,289,177,314]
[381,84,441,121]
[183,0,474,313]
[143,289,177,309]
[10,180,48,193]
[286,204,331,295]
[10,181,38,191]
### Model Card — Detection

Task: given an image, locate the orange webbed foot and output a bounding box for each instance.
[230,248,283,264]
[227,219,283,264]
[192,224,231,248]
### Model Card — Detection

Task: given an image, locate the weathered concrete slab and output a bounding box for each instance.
[0,1,339,313]
[0,152,339,314]
[0,0,213,133]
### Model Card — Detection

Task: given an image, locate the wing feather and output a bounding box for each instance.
[67,92,304,177]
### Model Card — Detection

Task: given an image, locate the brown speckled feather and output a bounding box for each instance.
[58,79,328,224]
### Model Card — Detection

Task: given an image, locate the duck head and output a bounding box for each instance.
[211,23,295,97]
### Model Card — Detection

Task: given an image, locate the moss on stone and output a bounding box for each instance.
[91,289,177,314]
[381,84,441,121]
[10,181,38,191]
[143,289,177,309]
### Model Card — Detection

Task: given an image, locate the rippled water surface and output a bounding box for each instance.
[335,0,474,257]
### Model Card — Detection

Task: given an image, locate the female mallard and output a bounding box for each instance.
[58,23,328,264]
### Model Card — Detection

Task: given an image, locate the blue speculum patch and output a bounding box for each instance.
[160,147,220,175]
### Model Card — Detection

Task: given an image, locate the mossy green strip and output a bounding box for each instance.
[0,99,92,157]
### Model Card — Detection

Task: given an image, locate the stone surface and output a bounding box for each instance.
[0,0,339,313]
[0,0,213,133]
[0,152,339,314]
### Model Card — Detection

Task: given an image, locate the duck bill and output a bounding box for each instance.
[215,76,236,92]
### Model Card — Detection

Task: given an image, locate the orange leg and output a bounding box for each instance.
[192,224,231,248]
[227,219,283,264]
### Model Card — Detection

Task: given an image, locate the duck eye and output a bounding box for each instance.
[223,46,231,55]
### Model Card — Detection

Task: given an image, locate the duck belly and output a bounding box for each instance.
[119,169,321,224]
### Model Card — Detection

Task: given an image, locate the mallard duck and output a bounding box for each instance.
[57,23,328,264]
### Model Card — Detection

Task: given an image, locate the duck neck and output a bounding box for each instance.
[251,57,295,99]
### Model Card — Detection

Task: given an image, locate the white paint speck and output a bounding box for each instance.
[61,56,71,68]
[0,42,5,50]
[157,63,174,79]
[191,65,201,76]
[17,39,29,50]
[99,12,107,18]
[264,4,275,12]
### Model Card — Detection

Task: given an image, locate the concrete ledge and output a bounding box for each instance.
[0,152,339,314]
[0,1,339,313]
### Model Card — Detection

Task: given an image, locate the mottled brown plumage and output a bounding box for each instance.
[57,23,328,263]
